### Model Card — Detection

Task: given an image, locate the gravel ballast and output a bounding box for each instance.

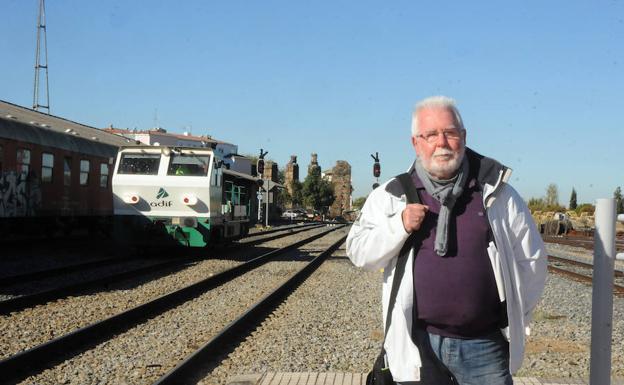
[6,233,623,384]
[14,226,346,384]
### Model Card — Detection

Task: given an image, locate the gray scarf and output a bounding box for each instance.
[414,156,469,256]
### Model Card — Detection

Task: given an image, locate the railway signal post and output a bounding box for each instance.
[589,198,617,385]
[257,149,269,227]
[371,152,380,190]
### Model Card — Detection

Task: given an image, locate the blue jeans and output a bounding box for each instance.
[427,331,513,385]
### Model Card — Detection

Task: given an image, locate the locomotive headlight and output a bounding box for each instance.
[123,193,140,204]
[181,194,198,205]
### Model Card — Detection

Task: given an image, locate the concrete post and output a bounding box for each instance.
[618,214,624,261]
[589,198,616,385]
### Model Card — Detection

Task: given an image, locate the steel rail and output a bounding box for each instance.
[153,234,348,385]
[0,223,317,288]
[0,224,324,314]
[244,222,317,237]
[0,256,130,287]
[548,255,624,278]
[543,235,624,252]
[0,225,344,384]
[547,265,624,297]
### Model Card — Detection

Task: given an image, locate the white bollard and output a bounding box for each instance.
[589,199,616,385]
[619,214,624,261]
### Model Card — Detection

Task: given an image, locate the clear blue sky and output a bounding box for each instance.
[2,0,622,205]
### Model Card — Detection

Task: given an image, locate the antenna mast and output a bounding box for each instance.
[33,0,50,114]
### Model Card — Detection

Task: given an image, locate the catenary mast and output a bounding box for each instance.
[33,0,50,114]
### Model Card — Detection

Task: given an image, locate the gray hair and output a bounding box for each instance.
[411,96,465,136]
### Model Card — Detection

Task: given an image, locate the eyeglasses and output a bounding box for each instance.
[416,129,463,144]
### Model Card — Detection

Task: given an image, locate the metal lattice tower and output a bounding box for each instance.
[33,0,50,114]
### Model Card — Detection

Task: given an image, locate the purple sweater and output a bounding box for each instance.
[411,170,503,338]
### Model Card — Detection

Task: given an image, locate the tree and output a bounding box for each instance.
[290,180,303,207]
[301,167,335,214]
[576,203,595,215]
[352,196,367,210]
[614,186,624,214]
[569,188,577,210]
[527,196,565,213]
[545,183,559,207]
[528,197,546,212]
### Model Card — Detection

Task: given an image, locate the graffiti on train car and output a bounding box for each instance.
[0,171,42,217]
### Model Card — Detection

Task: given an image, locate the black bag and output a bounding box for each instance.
[366,349,393,385]
[366,173,457,385]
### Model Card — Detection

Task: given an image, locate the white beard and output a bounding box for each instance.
[421,146,465,178]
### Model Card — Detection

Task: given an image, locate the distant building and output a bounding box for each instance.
[263,160,279,183]
[323,160,352,218]
[284,155,299,196]
[308,153,321,176]
[103,126,238,161]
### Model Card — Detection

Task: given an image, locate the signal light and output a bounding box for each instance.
[257,159,265,175]
[373,162,381,178]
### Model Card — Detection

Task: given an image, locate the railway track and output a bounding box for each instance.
[543,234,624,252]
[154,233,347,385]
[0,224,345,384]
[0,222,316,287]
[547,255,624,297]
[0,223,323,314]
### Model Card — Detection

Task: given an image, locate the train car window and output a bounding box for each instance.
[118,153,161,175]
[80,160,90,185]
[17,148,31,176]
[0,145,3,172]
[100,163,109,188]
[42,153,54,183]
[166,153,210,176]
[64,157,72,186]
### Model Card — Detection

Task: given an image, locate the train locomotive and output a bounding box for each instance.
[112,145,261,247]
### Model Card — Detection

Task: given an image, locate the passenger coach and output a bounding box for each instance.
[0,100,130,238]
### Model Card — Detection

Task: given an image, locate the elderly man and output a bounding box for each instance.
[347,96,547,385]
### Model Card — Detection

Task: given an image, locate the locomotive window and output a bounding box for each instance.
[118,153,161,175]
[212,162,222,186]
[64,157,72,186]
[100,163,109,188]
[80,160,90,186]
[166,153,210,176]
[42,153,54,183]
[17,148,31,176]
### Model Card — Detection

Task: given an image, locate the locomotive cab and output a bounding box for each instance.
[112,146,258,247]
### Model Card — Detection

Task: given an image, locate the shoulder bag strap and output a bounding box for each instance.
[382,172,421,338]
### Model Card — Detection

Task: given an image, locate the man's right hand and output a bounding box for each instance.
[402,204,429,233]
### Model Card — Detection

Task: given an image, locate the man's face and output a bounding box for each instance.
[411,107,466,179]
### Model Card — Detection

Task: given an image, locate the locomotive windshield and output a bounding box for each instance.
[117,153,161,175]
[166,153,211,176]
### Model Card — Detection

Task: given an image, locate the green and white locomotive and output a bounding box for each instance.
[112,146,260,247]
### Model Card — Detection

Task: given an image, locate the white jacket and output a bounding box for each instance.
[346,150,547,382]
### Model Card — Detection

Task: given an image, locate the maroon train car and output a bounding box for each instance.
[0,100,133,238]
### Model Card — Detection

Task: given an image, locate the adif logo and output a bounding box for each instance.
[156,188,169,199]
